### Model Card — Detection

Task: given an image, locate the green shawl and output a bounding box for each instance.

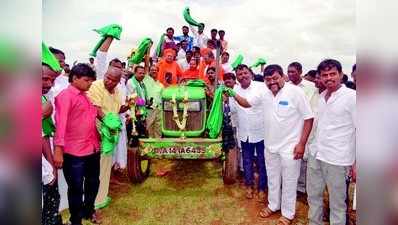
[41,96,55,137]
[100,113,122,155]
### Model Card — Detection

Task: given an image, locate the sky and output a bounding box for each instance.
[43,0,355,74]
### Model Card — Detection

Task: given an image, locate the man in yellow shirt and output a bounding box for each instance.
[87,66,129,218]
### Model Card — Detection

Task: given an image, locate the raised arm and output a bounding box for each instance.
[189,24,199,36]
[99,36,114,52]
[144,43,153,74]
[96,37,114,79]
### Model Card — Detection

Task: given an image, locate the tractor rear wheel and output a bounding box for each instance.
[222,148,238,185]
[127,147,151,183]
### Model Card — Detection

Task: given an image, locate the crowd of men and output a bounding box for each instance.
[42,23,356,225]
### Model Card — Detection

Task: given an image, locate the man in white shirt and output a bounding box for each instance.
[221,51,233,73]
[287,62,318,193]
[95,37,123,80]
[229,64,314,223]
[287,62,317,104]
[176,41,188,61]
[189,23,209,49]
[307,59,356,225]
[229,64,267,202]
[89,57,96,71]
[46,47,67,100]
[52,63,70,98]
[258,64,313,224]
[178,50,193,71]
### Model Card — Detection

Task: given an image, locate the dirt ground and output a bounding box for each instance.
[62,159,356,225]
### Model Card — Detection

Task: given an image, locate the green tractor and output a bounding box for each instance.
[127,83,239,184]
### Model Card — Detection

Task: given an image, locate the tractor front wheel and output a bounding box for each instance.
[222,148,238,185]
[127,147,151,183]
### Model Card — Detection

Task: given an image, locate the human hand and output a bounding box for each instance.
[293,143,305,160]
[49,167,58,186]
[223,87,236,97]
[119,104,130,114]
[42,101,53,118]
[53,146,64,169]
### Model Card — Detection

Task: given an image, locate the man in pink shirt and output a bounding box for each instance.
[53,63,102,225]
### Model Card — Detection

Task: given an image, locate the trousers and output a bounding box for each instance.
[63,152,100,225]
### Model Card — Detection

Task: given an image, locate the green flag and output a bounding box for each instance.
[206,86,224,139]
[231,54,244,70]
[128,37,152,65]
[42,42,62,72]
[90,24,123,57]
[250,58,267,68]
[155,34,165,57]
[183,7,201,27]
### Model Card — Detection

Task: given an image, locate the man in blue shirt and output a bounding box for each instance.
[174,25,193,51]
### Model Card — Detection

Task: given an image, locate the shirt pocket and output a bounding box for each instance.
[276,101,293,117]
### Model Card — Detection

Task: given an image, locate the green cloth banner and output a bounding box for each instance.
[41,96,55,137]
[90,24,123,57]
[183,7,201,27]
[231,54,244,70]
[128,37,152,65]
[100,113,122,155]
[42,42,62,72]
[155,34,165,57]
[206,86,224,139]
[250,58,267,68]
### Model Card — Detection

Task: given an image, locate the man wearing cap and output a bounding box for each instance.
[42,43,63,225]
[49,47,69,99]
[87,64,130,214]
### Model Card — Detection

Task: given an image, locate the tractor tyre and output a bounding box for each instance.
[222,148,238,185]
[127,147,151,183]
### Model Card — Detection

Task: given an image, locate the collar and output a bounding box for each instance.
[68,85,84,95]
[320,85,345,102]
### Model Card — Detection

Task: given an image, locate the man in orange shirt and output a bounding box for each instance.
[157,48,183,86]
[198,50,224,84]
[181,59,200,83]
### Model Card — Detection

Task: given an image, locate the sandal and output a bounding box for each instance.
[277,216,292,225]
[89,211,102,224]
[259,207,274,218]
[245,187,254,199]
[257,191,266,203]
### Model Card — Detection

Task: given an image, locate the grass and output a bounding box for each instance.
[61,159,355,225]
